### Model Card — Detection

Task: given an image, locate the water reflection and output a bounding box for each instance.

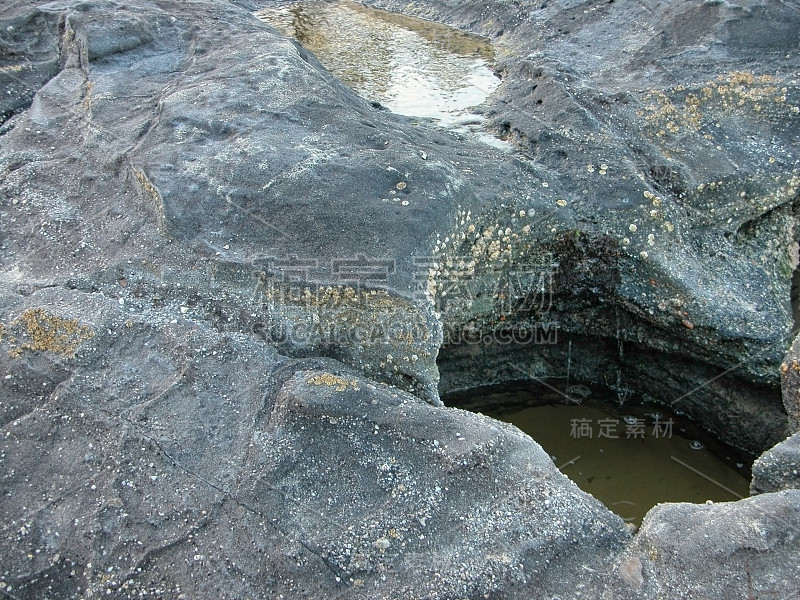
[256,1,505,144]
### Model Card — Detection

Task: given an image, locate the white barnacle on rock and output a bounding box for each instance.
[374,537,391,550]
[488,239,501,260]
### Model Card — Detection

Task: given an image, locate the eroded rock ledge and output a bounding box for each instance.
[1,0,799,598]
[363,0,800,453]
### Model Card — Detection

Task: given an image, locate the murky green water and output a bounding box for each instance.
[450,386,752,526]
[255,1,508,148]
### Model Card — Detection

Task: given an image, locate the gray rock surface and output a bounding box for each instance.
[1,0,795,450]
[614,491,800,600]
[363,0,799,452]
[781,332,800,432]
[751,432,800,494]
[0,288,629,598]
[1,0,799,598]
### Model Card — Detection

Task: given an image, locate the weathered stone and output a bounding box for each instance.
[363,0,798,453]
[751,433,800,494]
[1,0,795,451]
[1,0,799,597]
[0,286,632,598]
[616,492,800,600]
[781,334,800,432]
[255,366,629,598]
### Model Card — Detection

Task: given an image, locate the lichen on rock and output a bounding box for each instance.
[4,307,94,358]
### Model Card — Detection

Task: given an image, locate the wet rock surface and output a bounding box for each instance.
[0,0,799,598]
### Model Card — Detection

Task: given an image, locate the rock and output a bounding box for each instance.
[751,432,800,494]
[0,6,62,128]
[254,365,629,597]
[1,0,800,597]
[0,0,794,453]
[781,333,800,433]
[617,492,800,600]
[363,0,798,452]
[0,291,631,599]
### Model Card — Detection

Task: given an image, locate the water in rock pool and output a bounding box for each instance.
[255,1,509,149]
[449,386,752,527]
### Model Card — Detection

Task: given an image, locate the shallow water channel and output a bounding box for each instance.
[448,385,752,526]
[255,0,508,148]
